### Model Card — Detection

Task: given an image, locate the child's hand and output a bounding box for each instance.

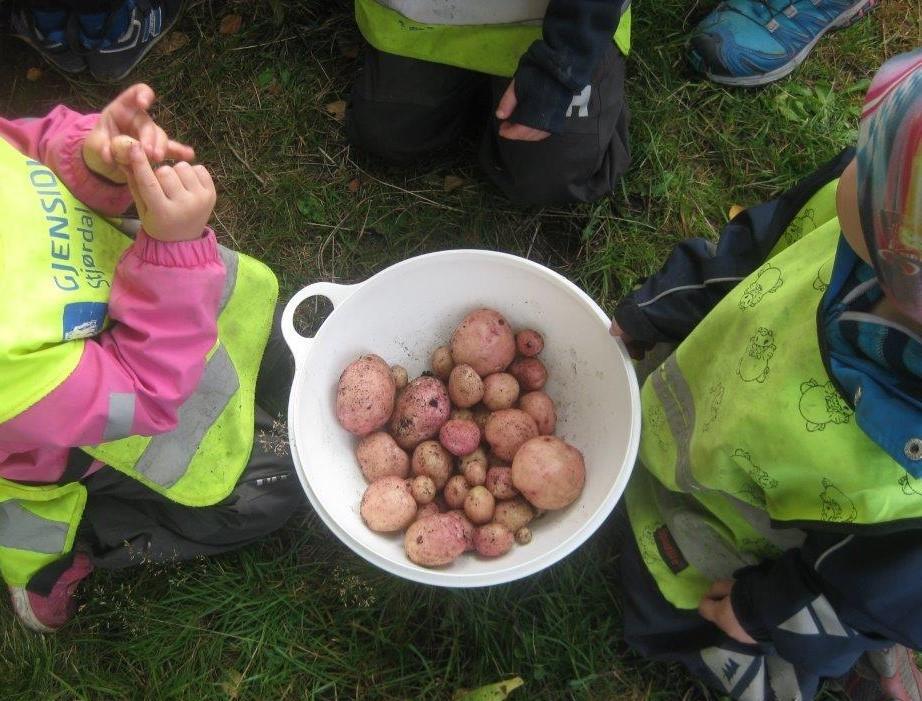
[610,319,653,361]
[124,142,216,242]
[698,580,757,646]
[83,84,195,184]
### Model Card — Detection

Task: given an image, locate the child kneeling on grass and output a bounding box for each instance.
[0,84,301,632]
[612,50,922,700]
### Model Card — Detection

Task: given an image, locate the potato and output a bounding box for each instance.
[493,497,535,532]
[473,523,514,557]
[360,476,417,532]
[411,475,437,504]
[111,135,140,165]
[515,329,544,357]
[431,345,454,380]
[484,409,539,462]
[519,391,557,435]
[484,466,518,500]
[515,527,532,545]
[481,373,520,411]
[415,502,441,521]
[390,376,451,450]
[336,354,396,436]
[511,436,585,509]
[460,447,488,486]
[445,510,476,551]
[391,365,409,390]
[508,357,548,391]
[411,440,453,489]
[450,309,516,377]
[356,432,410,481]
[405,514,468,567]
[448,364,484,408]
[443,475,471,509]
[464,486,495,525]
[439,419,481,457]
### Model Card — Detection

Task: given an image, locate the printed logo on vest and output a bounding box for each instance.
[653,525,688,574]
[63,302,108,340]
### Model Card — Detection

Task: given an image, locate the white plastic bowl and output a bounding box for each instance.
[282,250,640,588]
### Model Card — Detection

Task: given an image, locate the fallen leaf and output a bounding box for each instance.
[347,178,361,193]
[219,14,243,35]
[157,31,189,54]
[728,204,745,220]
[26,67,43,81]
[443,175,465,192]
[453,677,524,701]
[325,100,347,121]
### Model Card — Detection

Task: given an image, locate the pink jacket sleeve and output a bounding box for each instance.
[0,108,226,462]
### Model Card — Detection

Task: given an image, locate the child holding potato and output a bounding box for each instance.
[0,84,300,632]
[611,51,922,700]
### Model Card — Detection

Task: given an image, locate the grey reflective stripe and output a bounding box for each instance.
[727,494,806,550]
[0,501,68,554]
[103,392,136,442]
[811,595,849,637]
[737,659,767,701]
[134,345,239,488]
[379,0,549,25]
[766,654,803,700]
[778,606,820,635]
[700,647,760,695]
[650,356,701,491]
[217,246,239,314]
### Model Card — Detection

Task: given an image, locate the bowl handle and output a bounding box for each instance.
[281,282,359,359]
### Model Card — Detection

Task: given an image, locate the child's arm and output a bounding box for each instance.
[0,143,222,452]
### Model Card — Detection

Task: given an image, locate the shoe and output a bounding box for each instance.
[688,0,878,86]
[839,645,922,701]
[9,4,85,74]
[8,552,94,633]
[80,0,184,83]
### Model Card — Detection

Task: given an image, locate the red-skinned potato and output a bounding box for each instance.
[356,432,410,481]
[448,364,484,408]
[449,309,516,377]
[405,514,468,566]
[508,357,548,391]
[464,486,495,525]
[484,409,539,462]
[443,475,470,509]
[493,497,535,532]
[390,376,451,450]
[519,391,557,435]
[481,373,519,411]
[415,502,441,521]
[460,447,488,486]
[512,436,585,509]
[485,466,518,500]
[410,475,437,504]
[391,365,409,390]
[473,523,514,557]
[411,440,453,489]
[439,419,481,457]
[515,329,544,357]
[336,354,396,436]
[445,510,476,551]
[431,345,454,380]
[360,476,417,532]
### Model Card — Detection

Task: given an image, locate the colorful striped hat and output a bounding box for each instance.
[857,49,922,323]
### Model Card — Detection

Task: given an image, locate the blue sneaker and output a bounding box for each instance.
[9,4,85,73]
[688,0,878,86]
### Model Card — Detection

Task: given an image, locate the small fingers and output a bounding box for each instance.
[127,143,166,206]
[708,579,734,600]
[193,164,215,192]
[495,81,518,120]
[156,165,185,199]
[166,139,195,162]
[173,161,201,191]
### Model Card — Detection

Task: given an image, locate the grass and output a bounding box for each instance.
[1,0,919,698]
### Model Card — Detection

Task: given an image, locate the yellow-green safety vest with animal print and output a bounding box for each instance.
[355,0,632,78]
[626,180,922,611]
[0,135,277,587]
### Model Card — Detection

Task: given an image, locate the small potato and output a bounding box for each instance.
[405,514,468,567]
[411,475,437,504]
[336,354,396,436]
[111,135,140,165]
[391,365,409,390]
[473,523,514,557]
[508,357,548,391]
[445,510,476,551]
[415,502,441,521]
[439,419,481,457]
[511,436,585,510]
[460,447,488,486]
[411,440,454,489]
[356,432,410,481]
[484,409,539,462]
[443,475,471,510]
[493,497,535,532]
[519,391,557,435]
[464,486,495,525]
[515,527,532,545]
[481,373,520,411]
[515,329,544,357]
[450,309,516,377]
[390,376,451,450]
[431,345,454,380]
[451,408,475,423]
[360,476,417,532]
[484,466,518,500]
[448,364,484,408]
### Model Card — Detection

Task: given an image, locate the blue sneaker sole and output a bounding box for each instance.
[692,0,878,87]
